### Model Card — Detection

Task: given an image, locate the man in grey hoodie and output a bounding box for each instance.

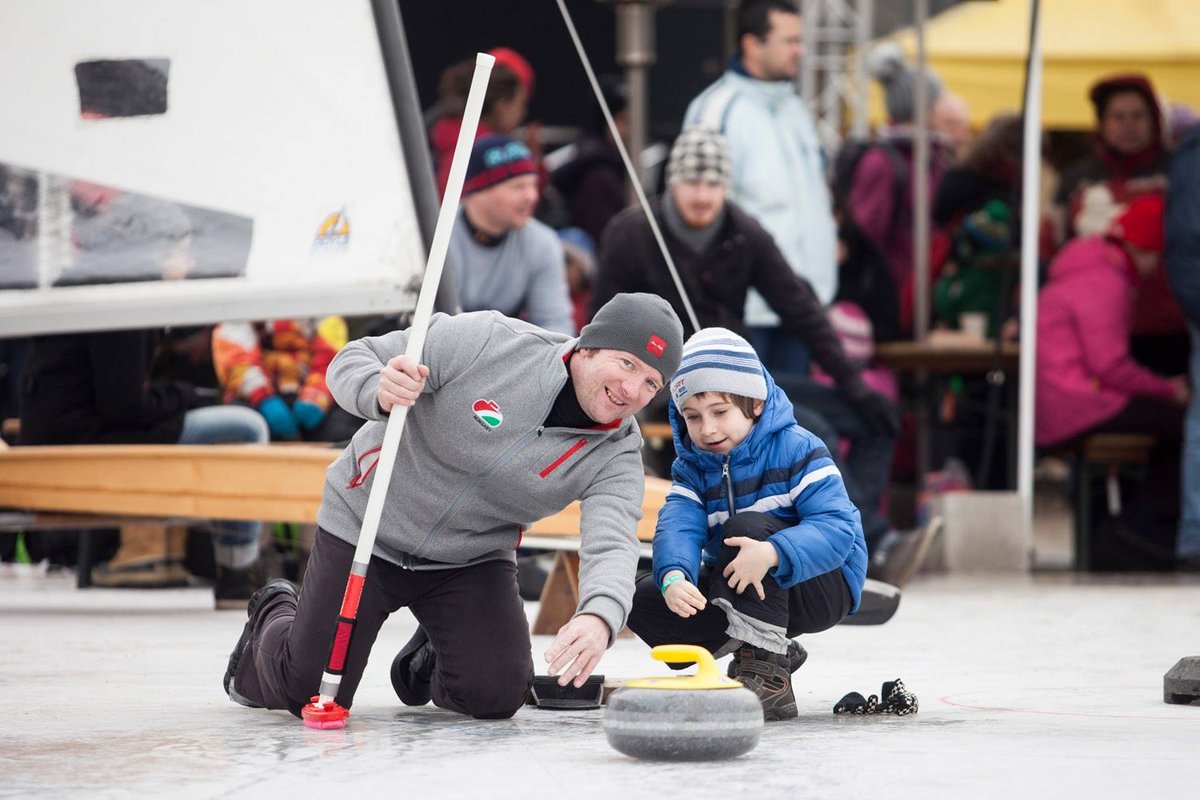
[224,293,684,720]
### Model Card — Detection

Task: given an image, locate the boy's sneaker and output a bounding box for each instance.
[223,579,299,707]
[390,626,436,706]
[727,639,807,678]
[731,645,798,722]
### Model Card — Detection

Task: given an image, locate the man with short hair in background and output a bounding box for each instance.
[448,134,575,336]
[683,0,837,378]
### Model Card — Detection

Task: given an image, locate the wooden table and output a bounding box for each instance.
[875,338,1018,374]
[874,336,1021,487]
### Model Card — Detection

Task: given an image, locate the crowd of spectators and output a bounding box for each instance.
[4,0,1199,597]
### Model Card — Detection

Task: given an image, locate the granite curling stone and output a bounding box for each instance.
[603,644,763,761]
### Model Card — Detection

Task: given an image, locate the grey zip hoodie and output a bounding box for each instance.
[318,310,646,638]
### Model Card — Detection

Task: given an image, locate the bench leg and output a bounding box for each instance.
[1075,461,1092,571]
[77,530,95,589]
[531,551,580,636]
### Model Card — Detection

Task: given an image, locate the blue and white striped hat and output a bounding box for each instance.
[669,328,768,411]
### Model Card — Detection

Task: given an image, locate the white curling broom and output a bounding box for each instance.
[301,52,495,730]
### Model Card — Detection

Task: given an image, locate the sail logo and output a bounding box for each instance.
[313,209,350,250]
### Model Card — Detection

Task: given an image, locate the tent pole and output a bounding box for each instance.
[1018,0,1043,563]
[913,0,931,480]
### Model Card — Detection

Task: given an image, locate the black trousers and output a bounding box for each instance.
[627,511,852,654]
[233,529,533,719]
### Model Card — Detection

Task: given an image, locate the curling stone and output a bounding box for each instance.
[603,644,762,761]
[1163,656,1200,705]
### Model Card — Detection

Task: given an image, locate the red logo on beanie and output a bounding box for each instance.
[646,335,666,357]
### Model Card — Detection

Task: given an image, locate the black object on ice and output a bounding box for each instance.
[838,578,902,626]
[528,674,606,710]
[1163,656,1200,705]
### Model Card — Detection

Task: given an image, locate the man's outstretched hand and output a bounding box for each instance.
[544,613,609,688]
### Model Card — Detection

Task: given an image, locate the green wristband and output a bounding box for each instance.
[660,573,684,593]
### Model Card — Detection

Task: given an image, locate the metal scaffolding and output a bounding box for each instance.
[799,0,874,151]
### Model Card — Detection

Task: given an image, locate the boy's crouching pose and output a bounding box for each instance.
[627,328,867,720]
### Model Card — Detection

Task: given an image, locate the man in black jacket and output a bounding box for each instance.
[591,128,897,552]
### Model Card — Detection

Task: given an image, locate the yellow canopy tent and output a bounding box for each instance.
[871,0,1200,130]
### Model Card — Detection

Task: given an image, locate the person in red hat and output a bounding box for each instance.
[428,48,543,199]
[1035,194,1187,451]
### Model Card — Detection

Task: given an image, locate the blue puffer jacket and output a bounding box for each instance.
[652,371,868,613]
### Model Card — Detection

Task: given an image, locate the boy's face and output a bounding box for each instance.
[679,393,763,455]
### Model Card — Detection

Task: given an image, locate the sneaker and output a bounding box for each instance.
[91,558,191,589]
[731,645,798,722]
[390,626,437,706]
[223,579,299,708]
[727,639,807,678]
[869,517,943,588]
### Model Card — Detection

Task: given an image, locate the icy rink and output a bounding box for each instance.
[3,570,1198,799]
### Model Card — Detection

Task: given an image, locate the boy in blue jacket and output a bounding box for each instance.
[628,328,867,720]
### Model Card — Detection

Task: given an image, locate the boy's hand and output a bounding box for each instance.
[378,355,429,412]
[662,571,706,618]
[722,538,780,601]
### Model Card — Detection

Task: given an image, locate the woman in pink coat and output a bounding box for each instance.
[1035,195,1187,448]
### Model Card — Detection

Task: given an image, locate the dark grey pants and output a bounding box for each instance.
[627,511,852,654]
[233,529,533,719]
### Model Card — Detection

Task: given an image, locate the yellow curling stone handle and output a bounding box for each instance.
[624,644,744,690]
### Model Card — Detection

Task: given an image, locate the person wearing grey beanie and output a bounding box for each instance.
[578,291,685,385]
[844,42,954,303]
[866,41,943,125]
[223,296,686,723]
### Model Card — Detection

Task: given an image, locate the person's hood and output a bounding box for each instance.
[1089,74,1165,171]
[668,364,797,474]
[1048,235,1137,285]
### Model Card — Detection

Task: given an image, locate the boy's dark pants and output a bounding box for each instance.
[628,512,852,653]
[232,529,533,719]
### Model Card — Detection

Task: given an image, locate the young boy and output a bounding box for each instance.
[627,328,868,720]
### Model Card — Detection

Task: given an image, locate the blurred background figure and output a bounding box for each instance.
[549,74,630,249]
[429,47,542,200]
[1053,74,1185,376]
[1165,119,1200,570]
[931,91,973,164]
[684,0,837,379]
[844,42,952,336]
[212,316,358,444]
[449,135,574,335]
[1035,196,1185,555]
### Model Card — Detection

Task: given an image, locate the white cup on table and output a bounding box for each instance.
[959,312,988,341]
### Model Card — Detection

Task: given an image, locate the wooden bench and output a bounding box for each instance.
[0,444,669,630]
[1071,433,1156,571]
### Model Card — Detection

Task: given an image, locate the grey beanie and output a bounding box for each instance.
[578,292,684,384]
[670,327,767,411]
[867,42,943,124]
[666,128,732,187]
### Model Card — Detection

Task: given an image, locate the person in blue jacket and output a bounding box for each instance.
[627,327,867,720]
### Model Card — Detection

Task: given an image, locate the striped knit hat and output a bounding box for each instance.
[666,128,731,187]
[670,328,768,411]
